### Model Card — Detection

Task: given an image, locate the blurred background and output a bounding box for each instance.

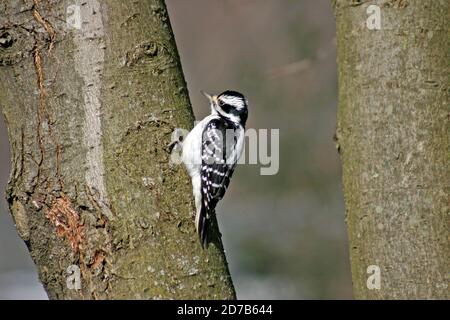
[0,0,352,299]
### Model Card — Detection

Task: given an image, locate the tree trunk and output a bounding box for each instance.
[334,0,449,299]
[0,0,235,299]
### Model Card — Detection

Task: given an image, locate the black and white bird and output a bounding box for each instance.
[182,90,248,248]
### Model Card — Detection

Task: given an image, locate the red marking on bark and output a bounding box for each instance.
[46,196,84,253]
[32,0,56,52]
[91,251,106,270]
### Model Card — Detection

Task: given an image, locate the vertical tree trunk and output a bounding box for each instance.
[0,0,235,299]
[334,0,449,299]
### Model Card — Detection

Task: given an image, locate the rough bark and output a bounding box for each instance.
[0,0,235,299]
[334,0,449,299]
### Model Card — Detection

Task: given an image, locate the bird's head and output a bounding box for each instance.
[201,90,248,126]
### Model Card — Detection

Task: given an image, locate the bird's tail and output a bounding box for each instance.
[196,203,212,249]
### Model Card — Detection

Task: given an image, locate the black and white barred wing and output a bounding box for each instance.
[198,119,237,247]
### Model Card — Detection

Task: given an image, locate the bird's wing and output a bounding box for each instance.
[198,119,237,247]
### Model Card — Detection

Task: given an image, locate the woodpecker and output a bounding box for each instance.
[182,90,248,248]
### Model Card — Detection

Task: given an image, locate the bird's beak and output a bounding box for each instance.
[201,91,219,114]
[201,90,217,105]
[201,90,211,100]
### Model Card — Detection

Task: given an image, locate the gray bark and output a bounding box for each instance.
[334,0,449,299]
[0,0,235,299]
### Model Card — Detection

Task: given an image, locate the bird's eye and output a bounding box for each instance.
[220,103,233,113]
